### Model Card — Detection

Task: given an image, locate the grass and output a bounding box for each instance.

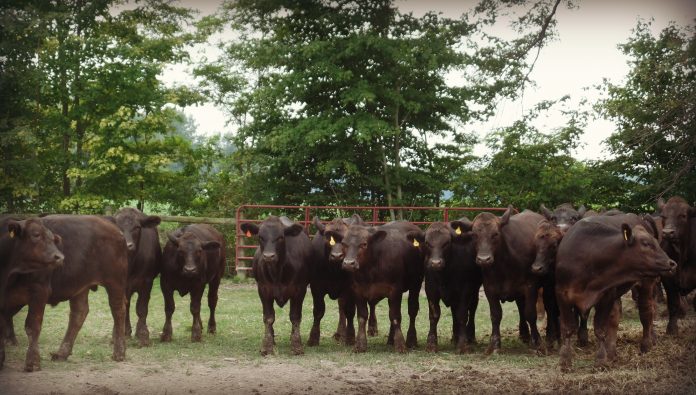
[3,277,654,373]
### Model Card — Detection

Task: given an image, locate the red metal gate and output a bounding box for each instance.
[234,204,509,275]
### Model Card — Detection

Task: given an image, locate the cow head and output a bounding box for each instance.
[540,203,585,234]
[472,206,513,268]
[340,224,386,272]
[620,223,677,277]
[531,220,563,275]
[408,218,473,271]
[657,196,695,243]
[314,214,363,264]
[167,228,220,278]
[3,218,64,273]
[109,208,161,253]
[241,216,303,267]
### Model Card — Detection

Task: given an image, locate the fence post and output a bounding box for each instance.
[235,207,247,279]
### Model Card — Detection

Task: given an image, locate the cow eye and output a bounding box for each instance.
[360,242,367,248]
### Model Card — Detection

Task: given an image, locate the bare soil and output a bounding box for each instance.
[1,298,695,394]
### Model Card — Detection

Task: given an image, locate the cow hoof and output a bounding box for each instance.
[367,327,378,337]
[112,353,125,362]
[5,336,18,346]
[207,327,216,335]
[666,324,679,336]
[559,361,572,373]
[332,332,342,342]
[160,333,172,342]
[485,347,499,356]
[307,337,319,347]
[260,348,275,356]
[292,346,304,356]
[191,336,202,343]
[425,343,437,353]
[137,337,151,347]
[24,363,41,372]
[50,352,68,361]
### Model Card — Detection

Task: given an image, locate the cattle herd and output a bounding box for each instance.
[0,197,694,374]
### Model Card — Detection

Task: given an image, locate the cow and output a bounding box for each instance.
[160,224,225,343]
[555,214,677,371]
[106,208,162,346]
[530,219,563,348]
[0,217,65,370]
[540,203,586,234]
[241,216,313,355]
[406,218,481,353]
[1,215,128,372]
[309,214,380,347]
[471,206,546,354]
[656,196,696,335]
[339,221,424,353]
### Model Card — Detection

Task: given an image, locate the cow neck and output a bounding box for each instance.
[264,257,286,284]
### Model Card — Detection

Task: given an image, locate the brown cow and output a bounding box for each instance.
[656,196,696,335]
[0,218,64,370]
[1,215,128,372]
[339,221,424,353]
[241,216,313,355]
[540,203,586,234]
[160,224,225,343]
[309,214,381,346]
[406,218,481,353]
[107,208,162,346]
[556,214,676,371]
[471,207,545,354]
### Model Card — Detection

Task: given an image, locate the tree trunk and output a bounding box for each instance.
[379,141,396,221]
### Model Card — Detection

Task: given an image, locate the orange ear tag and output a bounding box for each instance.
[413,239,420,247]
[245,230,252,237]
[9,231,15,238]
[329,236,336,246]
[455,227,462,235]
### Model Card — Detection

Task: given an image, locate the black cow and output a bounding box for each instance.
[340,221,424,353]
[241,216,313,355]
[471,207,546,354]
[0,217,64,370]
[556,214,676,371]
[406,218,481,353]
[1,215,128,371]
[540,203,586,234]
[108,208,161,346]
[160,224,225,343]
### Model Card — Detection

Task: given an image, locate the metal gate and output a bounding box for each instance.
[234,204,509,275]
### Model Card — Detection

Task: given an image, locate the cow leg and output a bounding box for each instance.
[465,284,480,345]
[333,297,347,342]
[342,295,356,346]
[289,292,305,355]
[451,305,460,345]
[636,279,657,353]
[426,297,441,352]
[125,291,133,338]
[367,301,378,337]
[388,292,406,353]
[558,300,578,372]
[135,284,153,347]
[406,288,419,349]
[663,279,681,336]
[207,276,221,335]
[189,287,204,342]
[307,287,325,347]
[260,296,276,356]
[3,305,22,346]
[486,294,503,355]
[353,299,368,353]
[23,284,49,372]
[516,298,530,344]
[524,287,545,354]
[606,299,621,363]
[50,290,89,362]
[543,282,560,350]
[106,285,127,362]
[593,294,615,370]
[160,284,176,342]
[577,311,589,347]
[455,297,470,353]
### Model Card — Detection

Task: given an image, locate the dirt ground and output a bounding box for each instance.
[1,298,695,394]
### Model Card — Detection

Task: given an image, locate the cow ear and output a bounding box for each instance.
[368,230,387,244]
[621,223,634,246]
[500,205,513,226]
[657,198,665,212]
[450,219,472,238]
[540,204,553,220]
[53,233,63,249]
[140,215,161,228]
[578,205,587,217]
[202,240,221,251]
[641,215,659,239]
[313,216,326,234]
[167,231,180,246]
[349,214,364,225]
[102,215,117,225]
[405,230,425,248]
[240,223,259,237]
[6,220,24,239]
[284,223,304,237]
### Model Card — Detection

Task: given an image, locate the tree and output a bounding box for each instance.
[198,0,569,218]
[597,20,696,209]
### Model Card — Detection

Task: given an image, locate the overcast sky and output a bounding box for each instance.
[163,0,696,161]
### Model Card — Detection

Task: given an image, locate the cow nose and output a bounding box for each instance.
[342,258,358,271]
[662,228,676,239]
[262,252,276,262]
[182,266,198,276]
[429,259,443,269]
[476,254,493,267]
[53,253,65,266]
[668,259,677,272]
[531,262,545,274]
[330,251,344,261]
[126,241,135,251]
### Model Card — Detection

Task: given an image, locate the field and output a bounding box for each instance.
[1,279,695,394]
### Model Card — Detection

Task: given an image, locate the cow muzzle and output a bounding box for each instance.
[664,259,678,276]
[262,252,277,264]
[428,258,444,271]
[52,252,65,267]
[329,251,344,262]
[531,261,547,275]
[182,265,199,277]
[662,228,678,242]
[342,258,358,272]
[476,254,493,267]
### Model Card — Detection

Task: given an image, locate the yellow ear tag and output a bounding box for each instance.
[245,230,252,237]
[413,239,420,247]
[623,230,628,241]
[329,236,336,246]
[9,230,15,238]
[455,227,462,235]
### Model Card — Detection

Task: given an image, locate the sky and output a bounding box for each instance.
[163,0,696,161]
